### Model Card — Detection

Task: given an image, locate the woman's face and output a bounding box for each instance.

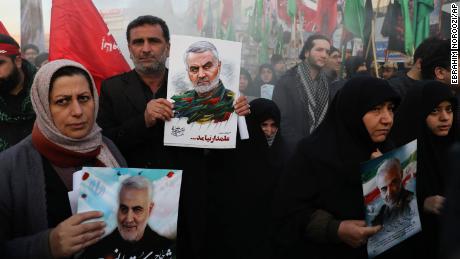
[426,100,453,137]
[260,68,273,83]
[362,101,394,143]
[239,74,249,91]
[261,118,278,138]
[49,74,95,139]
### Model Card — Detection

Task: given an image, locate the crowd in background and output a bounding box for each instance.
[0,13,458,259]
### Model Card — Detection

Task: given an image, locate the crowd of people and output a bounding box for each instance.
[0,14,458,259]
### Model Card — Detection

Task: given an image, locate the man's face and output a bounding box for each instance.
[326,50,341,72]
[0,55,21,95]
[23,48,38,64]
[128,24,170,75]
[186,50,221,93]
[117,187,153,242]
[434,66,454,88]
[382,67,397,80]
[273,61,286,75]
[305,39,331,69]
[377,166,402,208]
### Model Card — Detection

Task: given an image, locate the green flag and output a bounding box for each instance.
[224,22,236,41]
[414,0,434,48]
[248,0,263,42]
[399,0,415,56]
[344,0,365,39]
[287,0,297,19]
[259,13,270,64]
[274,24,284,55]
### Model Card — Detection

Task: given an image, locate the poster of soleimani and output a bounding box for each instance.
[164,35,242,148]
[76,167,182,259]
[361,140,421,258]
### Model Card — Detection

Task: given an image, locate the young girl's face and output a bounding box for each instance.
[261,118,278,138]
[260,68,273,83]
[426,100,453,137]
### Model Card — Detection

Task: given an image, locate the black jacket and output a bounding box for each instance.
[97,70,206,259]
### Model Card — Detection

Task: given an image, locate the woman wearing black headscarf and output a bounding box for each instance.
[205,99,287,259]
[390,81,457,259]
[252,64,277,98]
[248,98,288,173]
[345,56,368,79]
[273,76,401,258]
[239,68,255,99]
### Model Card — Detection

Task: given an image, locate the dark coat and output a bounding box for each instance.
[205,99,287,259]
[273,77,400,259]
[390,81,457,259]
[0,60,37,152]
[272,65,336,159]
[441,143,460,259]
[0,136,126,258]
[97,70,206,259]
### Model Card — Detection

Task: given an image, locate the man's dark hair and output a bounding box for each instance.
[126,15,170,43]
[413,37,443,63]
[35,52,49,67]
[330,46,340,55]
[22,43,39,54]
[421,38,450,80]
[50,66,94,96]
[271,54,283,65]
[0,34,20,60]
[298,34,330,60]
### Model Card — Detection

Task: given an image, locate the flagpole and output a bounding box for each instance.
[372,0,382,78]
[438,0,444,35]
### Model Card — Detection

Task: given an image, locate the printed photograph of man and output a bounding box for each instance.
[171,41,235,124]
[372,158,417,227]
[82,176,174,259]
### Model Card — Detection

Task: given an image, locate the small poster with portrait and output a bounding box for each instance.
[76,167,182,259]
[361,140,421,258]
[164,35,242,149]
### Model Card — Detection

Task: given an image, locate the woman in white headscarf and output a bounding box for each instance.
[0,59,126,258]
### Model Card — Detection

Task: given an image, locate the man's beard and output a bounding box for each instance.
[193,73,220,94]
[133,54,167,75]
[384,198,397,209]
[0,65,21,96]
[307,55,324,70]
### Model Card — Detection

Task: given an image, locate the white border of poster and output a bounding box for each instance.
[164,35,241,148]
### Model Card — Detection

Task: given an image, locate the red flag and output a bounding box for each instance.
[197,0,204,31]
[297,0,317,32]
[314,0,337,36]
[277,0,292,25]
[0,21,10,36]
[49,0,130,93]
[221,0,233,27]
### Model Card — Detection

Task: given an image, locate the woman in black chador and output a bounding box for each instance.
[273,76,401,259]
[390,80,457,259]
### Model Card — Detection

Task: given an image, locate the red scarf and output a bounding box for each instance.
[31,124,105,167]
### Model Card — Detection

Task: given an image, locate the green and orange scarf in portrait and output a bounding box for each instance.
[172,80,235,124]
